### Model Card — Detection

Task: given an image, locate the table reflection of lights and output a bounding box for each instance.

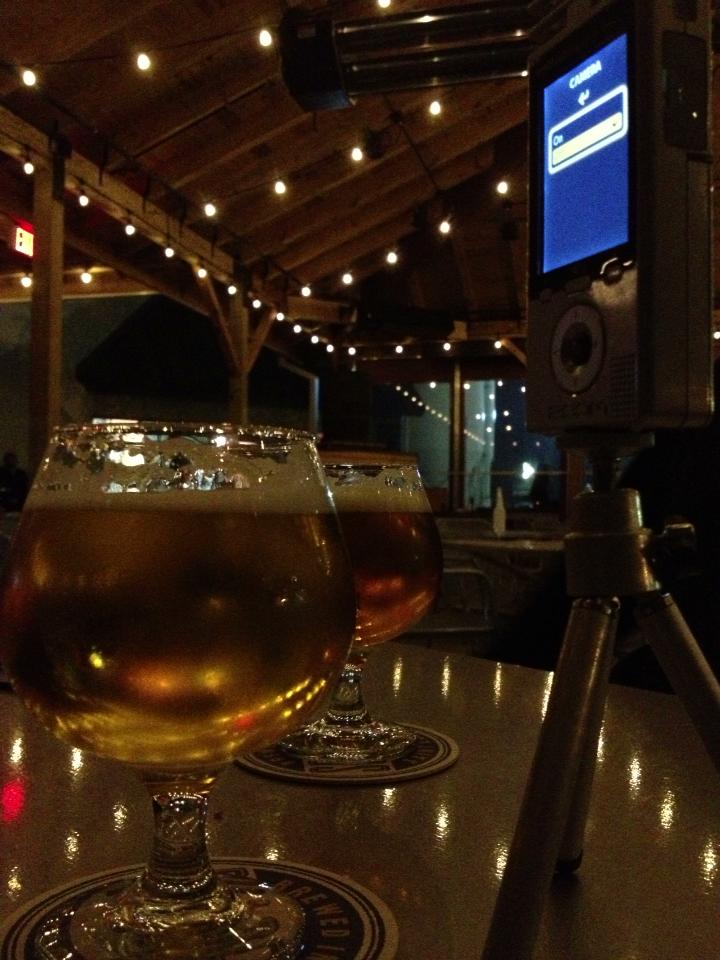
[1,642,719,960]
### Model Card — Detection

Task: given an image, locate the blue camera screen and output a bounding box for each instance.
[542,33,629,274]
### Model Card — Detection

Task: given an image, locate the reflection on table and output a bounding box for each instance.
[1,642,719,960]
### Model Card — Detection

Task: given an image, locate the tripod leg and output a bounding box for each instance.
[481,597,619,960]
[636,591,720,776]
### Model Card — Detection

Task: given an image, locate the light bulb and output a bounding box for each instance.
[274,179,287,195]
[348,346,357,356]
[438,218,451,235]
[326,343,335,353]
[463,382,470,390]
[22,159,34,175]
[429,100,442,116]
[78,191,89,207]
[21,69,37,87]
[124,221,136,236]
[429,381,436,389]
[197,266,208,279]
[292,323,302,334]
[311,335,320,344]
[164,245,175,258]
[259,29,273,47]
[252,298,262,308]
[300,284,311,297]
[350,146,364,162]
[377,0,392,7]
[275,311,285,322]
[227,284,238,296]
[203,202,217,217]
[442,341,451,352]
[395,344,404,354]
[386,249,398,265]
[80,270,92,284]
[494,339,503,349]
[20,274,32,288]
[341,271,353,285]
[496,180,509,195]
[136,53,151,71]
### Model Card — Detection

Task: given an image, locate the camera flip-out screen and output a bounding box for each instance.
[542,33,629,275]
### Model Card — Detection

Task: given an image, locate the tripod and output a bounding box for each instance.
[480,440,720,960]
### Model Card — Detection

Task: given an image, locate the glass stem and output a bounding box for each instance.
[326,650,371,726]
[137,769,221,902]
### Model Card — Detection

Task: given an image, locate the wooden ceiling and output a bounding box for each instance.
[0,0,717,382]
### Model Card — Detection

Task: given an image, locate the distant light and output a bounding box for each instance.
[438,218,451,235]
[429,381,436,389]
[494,339,503,349]
[80,270,92,284]
[21,69,37,87]
[300,284,311,297]
[311,335,320,344]
[377,0,392,7]
[197,266,208,279]
[275,311,285,322]
[341,271,353,285]
[497,379,504,386]
[503,409,510,416]
[274,179,287,195]
[252,297,262,308]
[22,159,34,175]
[20,274,32,289]
[203,202,217,218]
[326,343,335,353]
[521,385,526,392]
[395,345,404,354]
[442,341,451,352]
[228,285,238,296]
[386,249,398,265]
[78,191,89,207]
[429,100,442,116]
[486,427,492,434]
[164,245,175,258]
[714,331,720,341]
[258,29,273,47]
[348,346,357,356]
[136,53,152,72]
[463,382,470,390]
[124,221,136,236]
[505,424,513,432]
[521,462,536,480]
[521,69,529,78]
[496,180,509,195]
[292,323,302,334]
[350,146,364,162]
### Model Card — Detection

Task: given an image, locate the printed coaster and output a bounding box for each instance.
[236,724,459,784]
[0,858,397,960]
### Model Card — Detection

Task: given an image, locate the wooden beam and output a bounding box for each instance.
[499,337,527,366]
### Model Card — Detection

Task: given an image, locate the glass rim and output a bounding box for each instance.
[50,420,318,444]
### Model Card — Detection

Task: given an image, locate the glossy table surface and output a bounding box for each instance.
[1,641,719,960]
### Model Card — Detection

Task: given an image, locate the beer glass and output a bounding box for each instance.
[281,455,442,762]
[0,422,355,959]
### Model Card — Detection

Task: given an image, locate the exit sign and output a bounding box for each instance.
[10,222,34,257]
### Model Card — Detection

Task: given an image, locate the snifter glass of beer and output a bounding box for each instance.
[0,422,355,960]
[281,454,442,762]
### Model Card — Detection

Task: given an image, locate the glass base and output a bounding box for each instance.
[280,716,416,763]
[60,875,304,960]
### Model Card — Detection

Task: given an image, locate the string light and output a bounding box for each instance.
[341,271,353,285]
[429,381,436,388]
[227,284,238,296]
[348,346,357,356]
[78,189,89,207]
[326,343,335,353]
[124,220,136,236]
[136,53,152,71]
[275,311,285,322]
[377,0,392,7]
[438,218,451,235]
[21,69,37,87]
[258,29,273,47]
[203,202,217,218]
[164,244,175,258]
[274,179,287,195]
[251,297,262,308]
[197,266,208,279]
[429,100,442,116]
[292,323,302,334]
[350,146,364,162]
[494,339,503,349]
[20,274,32,289]
[386,249,398,265]
[80,270,92,284]
[300,284,311,297]
[496,180,509,195]
[22,156,34,175]
[395,345,404,354]
[442,342,452,352]
[310,334,320,344]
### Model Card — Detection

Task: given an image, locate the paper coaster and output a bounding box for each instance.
[236,724,459,784]
[0,858,397,960]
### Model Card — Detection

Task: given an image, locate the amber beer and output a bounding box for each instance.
[327,460,442,647]
[0,503,355,768]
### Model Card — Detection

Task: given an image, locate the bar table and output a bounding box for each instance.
[1,642,718,959]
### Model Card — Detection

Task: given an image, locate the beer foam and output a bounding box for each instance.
[330,475,432,513]
[26,479,335,513]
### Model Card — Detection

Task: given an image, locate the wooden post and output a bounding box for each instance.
[29,156,65,472]
[227,292,249,425]
[449,361,465,512]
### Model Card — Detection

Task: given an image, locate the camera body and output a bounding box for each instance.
[526,0,713,436]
